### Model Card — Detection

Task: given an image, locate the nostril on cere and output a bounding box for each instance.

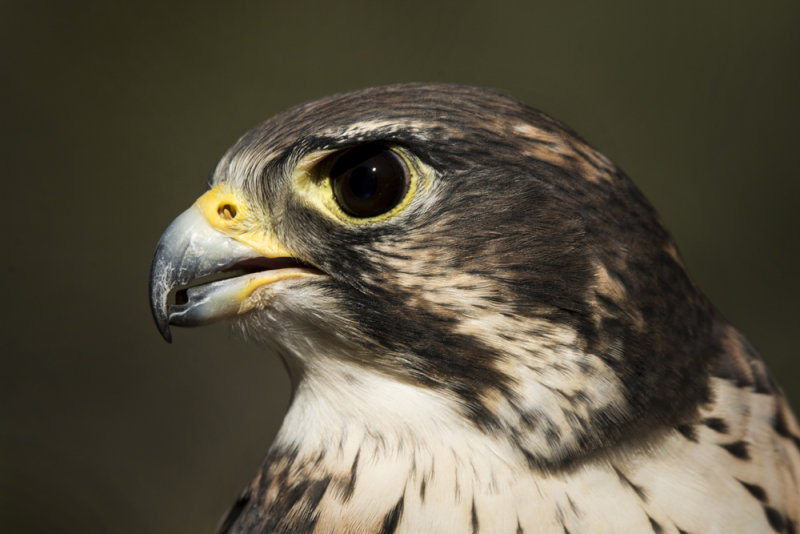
[218,203,237,220]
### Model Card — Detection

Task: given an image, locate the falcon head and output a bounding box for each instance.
[149,83,718,468]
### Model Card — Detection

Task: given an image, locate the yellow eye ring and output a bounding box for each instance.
[292,145,424,225]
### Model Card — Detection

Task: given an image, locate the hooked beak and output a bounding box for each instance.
[148,185,321,342]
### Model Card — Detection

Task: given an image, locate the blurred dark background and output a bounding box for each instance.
[2,1,798,532]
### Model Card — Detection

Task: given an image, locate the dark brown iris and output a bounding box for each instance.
[330,145,410,218]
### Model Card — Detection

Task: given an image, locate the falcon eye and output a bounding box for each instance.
[329,145,410,218]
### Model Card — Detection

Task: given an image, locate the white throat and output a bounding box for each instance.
[274,356,522,467]
[270,358,532,533]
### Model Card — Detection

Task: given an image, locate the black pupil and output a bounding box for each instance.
[350,167,378,199]
[330,145,409,218]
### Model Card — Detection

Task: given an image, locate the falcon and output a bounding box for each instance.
[149,84,800,533]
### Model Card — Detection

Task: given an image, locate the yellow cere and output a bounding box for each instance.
[194,184,294,258]
[291,146,428,225]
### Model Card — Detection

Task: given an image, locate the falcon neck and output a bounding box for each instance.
[252,357,531,533]
[273,356,519,465]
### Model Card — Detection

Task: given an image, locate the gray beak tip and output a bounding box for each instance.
[149,247,176,344]
[149,278,174,343]
[157,318,173,344]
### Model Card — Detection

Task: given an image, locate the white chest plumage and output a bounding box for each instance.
[240,359,800,534]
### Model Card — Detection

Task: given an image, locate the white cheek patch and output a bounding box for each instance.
[463,309,629,461]
[368,248,631,463]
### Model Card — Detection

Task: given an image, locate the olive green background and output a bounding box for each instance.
[2,1,798,532]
